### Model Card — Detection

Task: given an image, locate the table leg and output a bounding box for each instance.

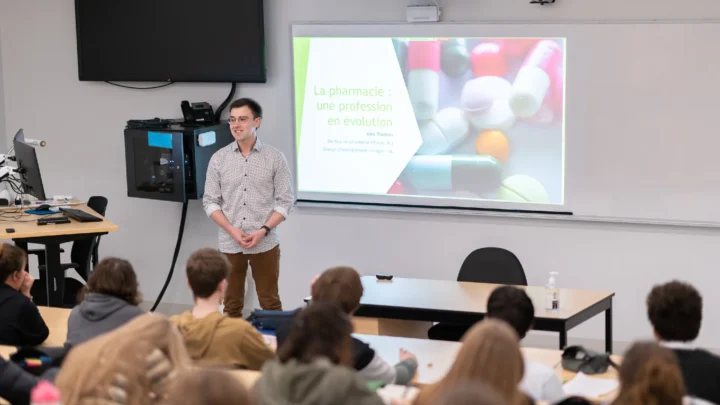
[44,243,64,307]
[559,329,567,350]
[605,306,613,354]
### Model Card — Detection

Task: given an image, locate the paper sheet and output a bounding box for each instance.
[376,385,419,404]
[262,334,277,350]
[563,372,619,398]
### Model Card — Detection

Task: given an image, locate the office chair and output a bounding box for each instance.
[457,247,528,285]
[29,196,108,307]
[427,247,528,341]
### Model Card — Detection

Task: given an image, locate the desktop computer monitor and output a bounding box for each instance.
[13,139,47,201]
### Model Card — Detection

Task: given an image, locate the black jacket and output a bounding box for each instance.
[672,348,720,405]
[0,284,49,346]
[0,358,37,405]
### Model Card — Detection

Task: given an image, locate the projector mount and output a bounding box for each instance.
[530,0,556,4]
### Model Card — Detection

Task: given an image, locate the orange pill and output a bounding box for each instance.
[475,130,510,163]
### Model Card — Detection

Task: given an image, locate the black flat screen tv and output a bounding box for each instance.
[75,0,266,83]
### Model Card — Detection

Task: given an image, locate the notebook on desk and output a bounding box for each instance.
[59,208,103,223]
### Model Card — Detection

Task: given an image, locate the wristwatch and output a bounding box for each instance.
[261,225,272,235]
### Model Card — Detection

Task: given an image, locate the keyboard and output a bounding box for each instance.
[37,216,71,225]
[59,208,103,223]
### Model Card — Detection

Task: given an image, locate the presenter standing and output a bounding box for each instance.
[203,98,294,318]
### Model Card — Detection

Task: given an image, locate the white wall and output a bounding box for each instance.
[2,0,720,350]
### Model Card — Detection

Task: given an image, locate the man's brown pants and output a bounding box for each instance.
[223,245,282,317]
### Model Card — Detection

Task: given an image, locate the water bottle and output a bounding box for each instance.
[545,271,560,311]
[31,380,61,405]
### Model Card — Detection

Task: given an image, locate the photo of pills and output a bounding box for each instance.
[388,37,565,204]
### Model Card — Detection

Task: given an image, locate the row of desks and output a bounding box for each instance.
[312,276,615,352]
[0,307,620,402]
[0,204,614,354]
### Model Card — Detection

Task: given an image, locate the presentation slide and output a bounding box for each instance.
[294,36,566,208]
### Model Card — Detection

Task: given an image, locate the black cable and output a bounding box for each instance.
[105,81,175,90]
[9,184,24,199]
[0,218,37,222]
[150,200,188,312]
[7,178,23,195]
[6,182,20,195]
[213,83,237,123]
[1,176,23,197]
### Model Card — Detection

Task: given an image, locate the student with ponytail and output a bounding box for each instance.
[0,243,49,346]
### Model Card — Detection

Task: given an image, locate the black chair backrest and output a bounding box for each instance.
[70,196,108,280]
[457,247,528,286]
[87,196,108,216]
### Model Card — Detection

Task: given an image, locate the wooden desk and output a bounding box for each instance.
[0,203,119,307]
[356,334,620,400]
[38,306,71,328]
[0,345,16,359]
[38,306,70,346]
[356,334,459,385]
[0,307,71,355]
[354,277,615,352]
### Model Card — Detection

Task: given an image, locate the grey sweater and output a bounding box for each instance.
[65,293,144,347]
[255,358,385,405]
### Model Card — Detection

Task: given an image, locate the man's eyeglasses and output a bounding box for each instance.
[228,117,251,124]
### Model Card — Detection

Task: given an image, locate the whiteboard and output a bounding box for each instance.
[562,22,720,226]
[292,22,720,227]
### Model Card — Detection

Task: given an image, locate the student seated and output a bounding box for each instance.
[646,280,720,405]
[0,243,49,346]
[254,301,384,405]
[0,357,38,405]
[56,313,191,405]
[610,341,686,405]
[486,286,566,403]
[170,248,274,370]
[65,257,145,347]
[432,381,508,405]
[162,368,251,405]
[412,319,534,405]
[276,267,418,385]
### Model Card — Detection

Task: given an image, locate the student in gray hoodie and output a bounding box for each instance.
[65,257,144,347]
[255,302,384,405]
